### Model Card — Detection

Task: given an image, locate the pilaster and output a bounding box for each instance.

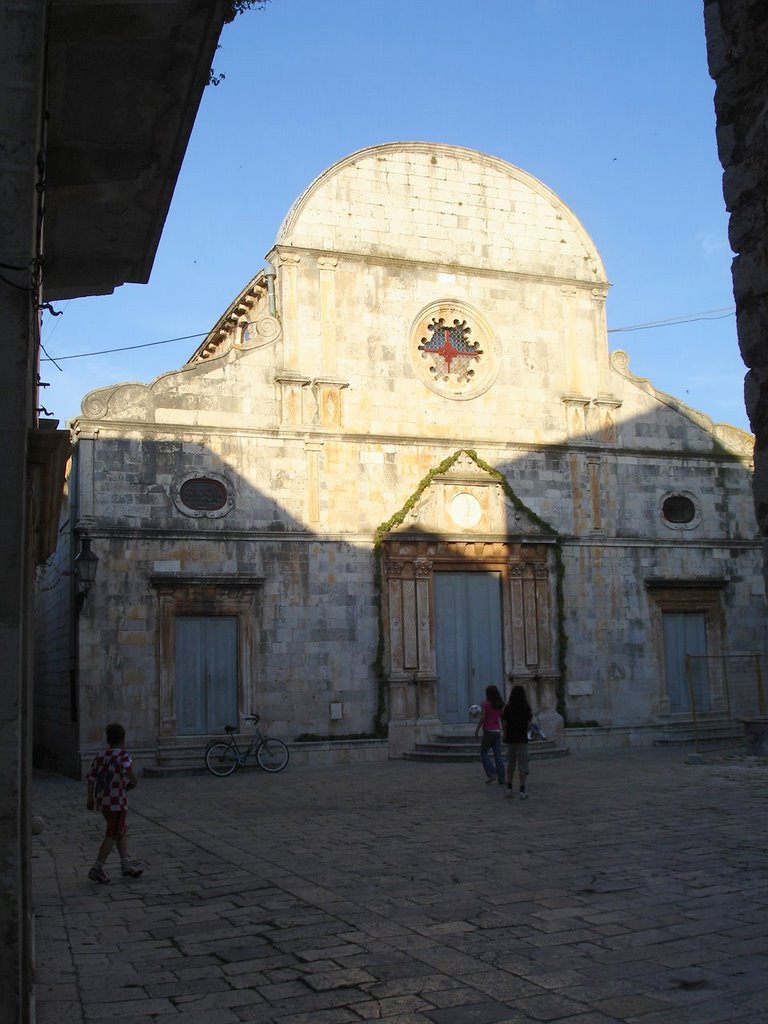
[317,256,338,373]
[277,252,301,369]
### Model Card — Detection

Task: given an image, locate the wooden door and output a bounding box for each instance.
[434,572,504,724]
[174,616,238,734]
[662,611,710,713]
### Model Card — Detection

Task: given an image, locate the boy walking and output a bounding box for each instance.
[86,722,143,883]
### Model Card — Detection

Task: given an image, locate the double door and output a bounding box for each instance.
[174,616,238,734]
[662,611,710,713]
[434,571,504,724]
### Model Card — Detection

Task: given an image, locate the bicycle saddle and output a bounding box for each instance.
[224,725,236,734]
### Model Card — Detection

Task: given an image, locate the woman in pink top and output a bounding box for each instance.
[474,685,505,784]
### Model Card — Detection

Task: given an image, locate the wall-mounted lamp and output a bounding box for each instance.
[74,537,99,610]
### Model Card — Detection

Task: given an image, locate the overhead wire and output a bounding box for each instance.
[607,306,735,334]
[39,331,209,362]
[39,306,737,364]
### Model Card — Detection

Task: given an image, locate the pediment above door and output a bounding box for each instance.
[386,450,555,540]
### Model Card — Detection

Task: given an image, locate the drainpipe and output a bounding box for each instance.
[264,263,277,317]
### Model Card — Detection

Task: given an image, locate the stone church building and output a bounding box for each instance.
[35,142,765,774]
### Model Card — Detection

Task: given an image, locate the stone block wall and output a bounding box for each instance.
[705,1,768,534]
[63,418,764,752]
[33,507,81,776]
[40,140,767,774]
[278,144,605,283]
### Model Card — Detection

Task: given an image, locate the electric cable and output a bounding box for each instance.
[39,332,209,362]
[39,306,738,363]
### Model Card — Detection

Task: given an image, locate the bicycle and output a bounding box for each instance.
[204,714,290,776]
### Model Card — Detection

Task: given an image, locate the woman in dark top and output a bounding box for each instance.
[502,684,533,800]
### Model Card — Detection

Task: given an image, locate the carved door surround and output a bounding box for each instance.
[150,575,263,739]
[379,454,562,755]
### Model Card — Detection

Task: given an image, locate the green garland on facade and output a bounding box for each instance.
[372,449,569,733]
[468,451,568,720]
[371,552,388,736]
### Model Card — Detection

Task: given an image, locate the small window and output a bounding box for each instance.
[179,477,227,512]
[662,495,696,524]
[173,473,233,519]
[660,491,700,531]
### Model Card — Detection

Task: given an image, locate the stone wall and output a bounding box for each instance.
[34,503,81,776]
[56,423,763,755]
[36,142,767,772]
[705,1,768,536]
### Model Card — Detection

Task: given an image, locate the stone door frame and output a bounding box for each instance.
[646,581,726,717]
[149,575,263,738]
[381,536,561,755]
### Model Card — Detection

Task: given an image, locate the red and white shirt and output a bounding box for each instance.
[88,747,133,812]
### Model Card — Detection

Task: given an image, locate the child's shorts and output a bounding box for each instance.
[101,809,128,839]
[506,742,530,774]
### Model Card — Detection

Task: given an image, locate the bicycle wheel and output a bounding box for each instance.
[255,738,289,773]
[205,742,238,777]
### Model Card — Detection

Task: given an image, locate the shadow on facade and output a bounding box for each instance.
[34,408,765,776]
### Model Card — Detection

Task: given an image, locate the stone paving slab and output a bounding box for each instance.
[31,748,768,1023]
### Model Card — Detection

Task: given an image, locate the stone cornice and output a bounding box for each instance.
[62,527,764,552]
[149,574,264,589]
[266,243,611,294]
[69,419,753,467]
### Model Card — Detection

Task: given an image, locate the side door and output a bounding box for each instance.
[662,611,710,713]
[174,616,238,734]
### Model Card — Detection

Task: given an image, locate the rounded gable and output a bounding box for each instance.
[276,142,607,284]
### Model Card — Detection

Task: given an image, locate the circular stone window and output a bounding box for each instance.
[660,491,700,531]
[173,474,234,519]
[409,301,500,400]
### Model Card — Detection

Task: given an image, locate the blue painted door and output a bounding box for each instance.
[662,611,710,713]
[175,616,238,734]
[434,572,504,724]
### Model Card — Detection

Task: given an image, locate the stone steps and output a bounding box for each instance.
[653,715,745,748]
[142,733,571,774]
[143,737,390,777]
[140,718,744,776]
[403,733,569,763]
[143,741,211,778]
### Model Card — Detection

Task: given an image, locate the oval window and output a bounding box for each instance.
[662,495,696,525]
[179,477,228,512]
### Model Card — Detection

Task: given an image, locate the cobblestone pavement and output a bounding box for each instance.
[31,747,768,1024]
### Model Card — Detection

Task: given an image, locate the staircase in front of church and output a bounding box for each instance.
[403,730,569,763]
[652,713,746,748]
[144,738,210,777]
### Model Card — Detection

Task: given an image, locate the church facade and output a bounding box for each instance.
[35,143,765,773]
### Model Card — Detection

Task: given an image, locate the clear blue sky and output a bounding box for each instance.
[40,0,749,432]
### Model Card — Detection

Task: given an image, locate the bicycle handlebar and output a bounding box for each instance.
[223,714,261,734]
[222,712,262,737]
